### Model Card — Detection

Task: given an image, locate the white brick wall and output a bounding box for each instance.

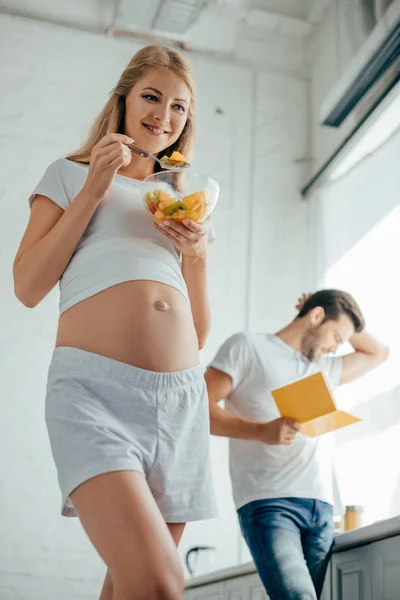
[0,14,309,598]
[248,71,310,332]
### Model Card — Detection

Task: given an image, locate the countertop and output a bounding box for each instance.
[185,515,400,589]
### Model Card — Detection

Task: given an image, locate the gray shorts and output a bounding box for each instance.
[45,347,217,522]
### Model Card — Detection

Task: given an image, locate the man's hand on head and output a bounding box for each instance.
[296,293,312,312]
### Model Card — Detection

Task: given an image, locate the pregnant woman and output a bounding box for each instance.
[13,45,217,600]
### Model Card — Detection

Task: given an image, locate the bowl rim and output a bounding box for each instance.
[142,171,219,189]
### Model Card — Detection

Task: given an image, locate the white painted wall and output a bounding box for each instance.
[0,13,309,598]
[308,127,400,527]
[306,0,400,532]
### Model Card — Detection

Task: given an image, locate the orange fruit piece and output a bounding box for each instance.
[170,151,187,163]
[158,189,176,207]
[170,208,203,224]
[154,209,166,222]
[169,212,188,222]
[186,210,202,223]
[183,190,206,210]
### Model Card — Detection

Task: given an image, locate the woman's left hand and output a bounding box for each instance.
[154,218,210,258]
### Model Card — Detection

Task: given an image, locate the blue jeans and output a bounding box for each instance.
[238,498,334,600]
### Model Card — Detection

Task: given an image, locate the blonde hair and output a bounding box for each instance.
[67,45,197,172]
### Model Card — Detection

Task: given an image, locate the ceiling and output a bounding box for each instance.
[251,0,319,21]
[0,0,328,54]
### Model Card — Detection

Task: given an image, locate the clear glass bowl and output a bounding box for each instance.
[141,169,219,224]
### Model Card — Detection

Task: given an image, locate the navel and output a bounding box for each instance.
[154,300,170,312]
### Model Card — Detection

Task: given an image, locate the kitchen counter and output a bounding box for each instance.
[185,515,400,589]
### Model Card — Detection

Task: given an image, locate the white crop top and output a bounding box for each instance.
[29,158,212,315]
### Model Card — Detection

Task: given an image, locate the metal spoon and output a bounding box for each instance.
[127,143,190,170]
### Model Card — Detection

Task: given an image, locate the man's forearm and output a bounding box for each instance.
[341,330,389,384]
[350,331,389,359]
[210,402,262,441]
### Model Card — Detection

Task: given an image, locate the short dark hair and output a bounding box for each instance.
[297,289,365,332]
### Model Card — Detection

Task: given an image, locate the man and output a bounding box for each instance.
[206,290,389,600]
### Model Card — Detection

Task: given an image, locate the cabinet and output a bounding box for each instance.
[331,535,400,600]
[185,582,224,600]
[372,536,400,600]
[185,534,400,600]
[321,563,331,600]
[185,573,268,600]
[224,573,268,600]
[247,573,269,600]
[223,576,249,600]
[332,545,372,600]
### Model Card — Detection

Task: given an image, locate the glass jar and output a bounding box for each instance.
[344,505,364,531]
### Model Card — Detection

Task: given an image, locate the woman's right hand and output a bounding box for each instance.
[83,133,134,202]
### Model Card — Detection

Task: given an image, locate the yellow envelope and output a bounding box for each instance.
[271,372,360,437]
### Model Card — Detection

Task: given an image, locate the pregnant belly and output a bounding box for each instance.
[56,280,200,372]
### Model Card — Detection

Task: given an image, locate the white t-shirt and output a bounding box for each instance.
[29,159,215,315]
[209,332,343,509]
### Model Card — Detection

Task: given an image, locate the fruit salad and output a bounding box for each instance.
[144,188,207,223]
[160,150,188,167]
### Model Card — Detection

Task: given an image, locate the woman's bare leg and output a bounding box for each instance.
[70,470,186,600]
[99,522,186,600]
[99,571,113,600]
